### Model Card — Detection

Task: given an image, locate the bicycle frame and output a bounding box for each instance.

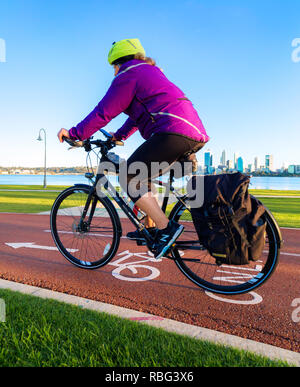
[68,130,200,258]
[78,167,188,249]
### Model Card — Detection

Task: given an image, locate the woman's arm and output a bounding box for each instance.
[114,118,138,141]
[69,74,137,141]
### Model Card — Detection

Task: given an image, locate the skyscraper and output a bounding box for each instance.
[204,150,212,174]
[254,157,259,171]
[204,150,214,174]
[234,152,239,169]
[227,160,234,169]
[204,150,211,169]
[220,150,226,166]
[237,157,244,172]
[265,155,274,172]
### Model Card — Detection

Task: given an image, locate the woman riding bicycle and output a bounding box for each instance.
[57,38,209,259]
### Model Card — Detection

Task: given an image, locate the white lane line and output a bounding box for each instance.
[280,251,300,257]
[5,242,78,253]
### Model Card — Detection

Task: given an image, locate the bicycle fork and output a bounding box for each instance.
[76,189,98,233]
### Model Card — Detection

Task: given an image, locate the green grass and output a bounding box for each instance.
[249,189,300,196]
[0,186,299,228]
[0,185,68,191]
[259,197,300,228]
[0,289,292,367]
[0,191,59,213]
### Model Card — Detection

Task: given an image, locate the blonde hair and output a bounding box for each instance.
[134,53,156,66]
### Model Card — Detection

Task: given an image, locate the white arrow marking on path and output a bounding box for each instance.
[5,242,78,253]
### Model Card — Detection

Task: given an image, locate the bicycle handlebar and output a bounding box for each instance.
[62,129,124,151]
[100,128,113,139]
[63,137,85,147]
[99,128,124,146]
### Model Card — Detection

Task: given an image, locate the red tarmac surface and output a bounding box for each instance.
[0,213,299,353]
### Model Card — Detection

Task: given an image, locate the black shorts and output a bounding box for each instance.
[120,133,205,202]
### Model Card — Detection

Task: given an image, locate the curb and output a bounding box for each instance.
[0,279,299,367]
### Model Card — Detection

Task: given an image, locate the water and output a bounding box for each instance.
[0,174,90,186]
[0,174,300,191]
[0,174,183,189]
[249,177,300,191]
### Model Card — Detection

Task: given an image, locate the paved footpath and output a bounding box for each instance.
[0,213,299,364]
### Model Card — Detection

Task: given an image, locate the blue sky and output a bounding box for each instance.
[0,0,299,169]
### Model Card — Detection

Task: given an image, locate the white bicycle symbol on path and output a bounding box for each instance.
[108,250,161,282]
[108,250,263,305]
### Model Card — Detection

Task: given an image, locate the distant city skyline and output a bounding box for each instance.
[201,149,299,174]
[184,145,298,174]
[2,150,300,176]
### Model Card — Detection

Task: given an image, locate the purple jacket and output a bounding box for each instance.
[69,59,209,143]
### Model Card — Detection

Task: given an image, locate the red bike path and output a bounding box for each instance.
[0,213,299,353]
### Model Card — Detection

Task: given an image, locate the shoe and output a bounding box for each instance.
[126,227,157,241]
[153,221,184,260]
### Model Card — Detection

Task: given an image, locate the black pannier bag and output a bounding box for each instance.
[187,172,267,266]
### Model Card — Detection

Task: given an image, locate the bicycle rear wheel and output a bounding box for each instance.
[169,197,281,295]
[50,185,121,269]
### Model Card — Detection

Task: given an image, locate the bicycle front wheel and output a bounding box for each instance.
[169,197,281,295]
[50,185,121,269]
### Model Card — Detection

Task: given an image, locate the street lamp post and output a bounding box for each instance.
[37,128,47,189]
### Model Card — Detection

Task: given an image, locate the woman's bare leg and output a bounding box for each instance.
[135,193,168,230]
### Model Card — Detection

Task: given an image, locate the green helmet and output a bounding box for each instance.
[108,38,146,65]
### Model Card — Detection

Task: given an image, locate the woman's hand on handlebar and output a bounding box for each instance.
[57,128,70,143]
[109,132,117,141]
[109,132,124,146]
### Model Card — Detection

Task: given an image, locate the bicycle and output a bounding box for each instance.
[50,129,282,295]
